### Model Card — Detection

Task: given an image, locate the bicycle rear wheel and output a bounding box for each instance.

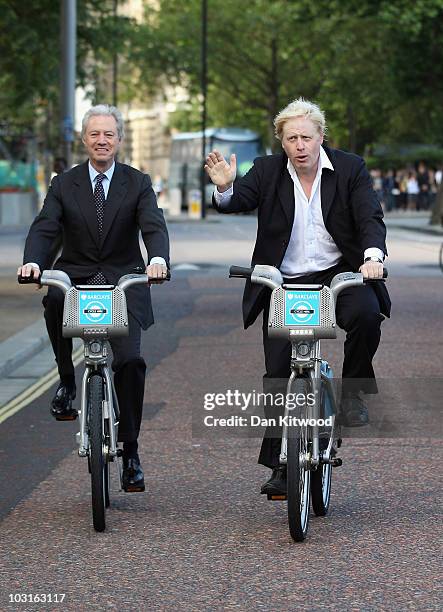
[287,376,311,542]
[311,379,333,516]
[311,457,332,516]
[88,374,106,532]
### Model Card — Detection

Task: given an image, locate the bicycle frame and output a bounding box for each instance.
[77,342,119,460]
[279,344,338,469]
[230,264,376,471]
[32,270,160,464]
[229,263,386,541]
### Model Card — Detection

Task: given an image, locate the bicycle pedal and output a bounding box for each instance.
[55,413,78,421]
[123,484,145,493]
[330,457,343,467]
[267,494,287,501]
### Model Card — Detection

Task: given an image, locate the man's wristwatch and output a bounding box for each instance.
[364,256,383,263]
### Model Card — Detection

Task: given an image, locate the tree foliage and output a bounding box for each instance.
[0,0,136,152]
[132,0,443,153]
[1,0,442,156]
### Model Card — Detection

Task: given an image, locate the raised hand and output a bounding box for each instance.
[204,150,236,192]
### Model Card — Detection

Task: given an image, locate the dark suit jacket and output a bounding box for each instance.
[212,146,391,328]
[24,161,170,329]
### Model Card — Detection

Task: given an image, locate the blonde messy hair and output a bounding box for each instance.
[274,98,327,140]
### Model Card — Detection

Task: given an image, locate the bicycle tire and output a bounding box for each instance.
[439,242,443,273]
[104,418,110,509]
[311,457,332,517]
[311,380,332,516]
[88,374,106,532]
[287,376,311,542]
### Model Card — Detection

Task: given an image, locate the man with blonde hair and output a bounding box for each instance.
[205,97,390,495]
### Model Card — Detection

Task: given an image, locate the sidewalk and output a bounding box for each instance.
[384,210,443,235]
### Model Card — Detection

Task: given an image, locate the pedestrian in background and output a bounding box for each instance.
[417,162,430,211]
[407,171,419,210]
[382,169,396,212]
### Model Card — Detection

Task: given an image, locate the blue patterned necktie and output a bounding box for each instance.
[88,173,108,285]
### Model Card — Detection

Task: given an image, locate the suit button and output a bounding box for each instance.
[282,240,288,247]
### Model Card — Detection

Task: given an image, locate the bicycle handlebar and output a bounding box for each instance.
[229,264,387,298]
[229,265,253,279]
[18,269,171,295]
[17,275,40,285]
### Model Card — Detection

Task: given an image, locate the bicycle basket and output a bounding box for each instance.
[62,286,129,339]
[268,284,337,340]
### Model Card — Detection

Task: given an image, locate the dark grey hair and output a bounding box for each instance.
[81,104,125,140]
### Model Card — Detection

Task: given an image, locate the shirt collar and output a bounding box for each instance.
[320,145,334,172]
[88,160,115,183]
[287,145,334,179]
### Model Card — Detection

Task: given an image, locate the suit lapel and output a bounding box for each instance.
[100,162,128,247]
[276,158,295,227]
[72,162,100,247]
[320,147,338,222]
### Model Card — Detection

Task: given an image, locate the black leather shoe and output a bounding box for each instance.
[260,465,287,495]
[340,395,369,427]
[50,383,77,421]
[319,437,337,455]
[122,457,145,492]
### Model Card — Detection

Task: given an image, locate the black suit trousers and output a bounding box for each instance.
[43,285,146,442]
[258,261,384,469]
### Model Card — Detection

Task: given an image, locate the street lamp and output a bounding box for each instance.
[60,0,76,169]
[200,0,207,219]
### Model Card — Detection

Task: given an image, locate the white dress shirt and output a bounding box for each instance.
[88,160,115,198]
[214,146,384,276]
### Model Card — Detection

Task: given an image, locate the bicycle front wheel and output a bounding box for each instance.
[287,376,311,542]
[88,374,106,532]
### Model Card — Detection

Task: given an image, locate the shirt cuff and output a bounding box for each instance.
[149,257,167,267]
[213,185,234,205]
[363,248,385,262]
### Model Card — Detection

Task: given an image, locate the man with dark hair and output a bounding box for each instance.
[18,104,170,492]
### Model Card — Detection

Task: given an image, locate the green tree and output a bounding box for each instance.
[0,0,138,156]
[132,0,443,154]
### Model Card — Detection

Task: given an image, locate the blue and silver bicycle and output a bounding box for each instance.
[19,270,169,532]
[229,264,387,542]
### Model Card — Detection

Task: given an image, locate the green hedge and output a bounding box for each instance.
[365,147,443,171]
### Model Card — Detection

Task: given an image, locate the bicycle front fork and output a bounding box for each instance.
[279,362,337,468]
[77,365,119,459]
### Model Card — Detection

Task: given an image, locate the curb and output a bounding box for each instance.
[0,319,50,379]
[385,221,443,236]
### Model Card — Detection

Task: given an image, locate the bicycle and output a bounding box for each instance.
[229,264,387,542]
[439,242,443,273]
[18,270,169,532]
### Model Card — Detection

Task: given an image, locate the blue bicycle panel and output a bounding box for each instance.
[78,291,113,325]
[284,290,320,326]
